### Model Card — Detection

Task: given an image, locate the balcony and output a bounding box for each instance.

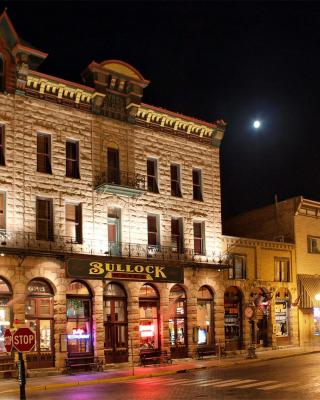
[0,231,229,268]
[95,169,146,197]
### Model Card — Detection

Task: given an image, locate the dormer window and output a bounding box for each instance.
[0,55,5,92]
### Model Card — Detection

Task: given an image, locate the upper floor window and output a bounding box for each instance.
[171,217,183,253]
[274,258,290,282]
[229,255,247,279]
[307,236,320,253]
[107,148,120,184]
[171,164,182,197]
[37,133,52,174]
[36,198,53,241]
[0,192,5,230]
[0,55,4,92]
[0,125,5,166]
[193,221,205,255]
[65,203,82,244]
[147,158,159,193]
[66,140,80,179]
[192,168,203,201]
[147,214,159,248]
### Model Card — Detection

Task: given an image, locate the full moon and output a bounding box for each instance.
[253,120,261,129]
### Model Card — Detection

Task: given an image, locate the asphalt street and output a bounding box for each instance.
[2,353,320,400]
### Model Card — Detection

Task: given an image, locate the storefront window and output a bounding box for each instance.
[0,278,12,353]
[169,285,188,358]
[66,281,92,355]
[224,286,242,350]
[275,301,289,337]
[314,308,320,336]
[139,284,159,351]
[197,286,214,346]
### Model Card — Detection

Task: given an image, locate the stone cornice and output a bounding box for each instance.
[223,235,294,250]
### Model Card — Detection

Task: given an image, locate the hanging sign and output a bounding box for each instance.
[67,258,184,283]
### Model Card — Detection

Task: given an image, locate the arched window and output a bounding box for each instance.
[139,284,159,352]
[25,279,54,368]
[0,277,12,354]
[66,281,93,355]
[197,286,214,346]
[104,282,128,363]
[169,284,188,358]
[0,56,4,92]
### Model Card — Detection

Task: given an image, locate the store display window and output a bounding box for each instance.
[0,277,12,353]
[224,286,242,350]
[197,286,214,345]
[314,307,320,336]
[139,284,159,351]
[169,285,187,346]
[66,281,93,355]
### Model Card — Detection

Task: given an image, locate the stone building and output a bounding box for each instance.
[224,196,320,346]
[0,11,229,375]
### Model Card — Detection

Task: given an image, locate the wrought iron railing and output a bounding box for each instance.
[0,231,229,265]
[95,169,146,191]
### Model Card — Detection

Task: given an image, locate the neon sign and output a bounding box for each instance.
[139,324,154,338]
[67,328,90,340]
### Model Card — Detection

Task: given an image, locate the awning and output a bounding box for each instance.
[297,274,320,308]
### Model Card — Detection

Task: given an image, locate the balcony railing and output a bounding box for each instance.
[0,231,229,266]
[95,169,146,196]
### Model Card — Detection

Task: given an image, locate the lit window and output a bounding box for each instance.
[37,133,52,174]
[192,168,203,201]
[147,158,159,193]
[171,164,182,197]
[66,140,80,178]
[229,255,246,279]
[274,258,290,282]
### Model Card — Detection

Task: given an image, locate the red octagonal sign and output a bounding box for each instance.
[4,329,13,352]
[13,327,35,352]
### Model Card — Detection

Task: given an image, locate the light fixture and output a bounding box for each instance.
[0,253,4,257]
[315,293,320,301]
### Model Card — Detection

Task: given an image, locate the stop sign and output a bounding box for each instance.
[4,329,13,352]
[13,327,35,352]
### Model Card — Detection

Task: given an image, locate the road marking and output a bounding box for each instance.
[213,379,257,387]
[199,379,230,387]
[260,382,297,390]
[181,379,210,386]
[166,378,195,385]
[235,380,277,388]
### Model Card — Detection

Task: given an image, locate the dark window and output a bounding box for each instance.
[147,158,159,193]
[0,192,5,230]
[36,198,53,241]
[171,218,183,253]
[107,148,120,184]
[65,203,82,243]
[0,56,4,92]
[37,133,52,174]
[229,255,247,279]
[148,214,159,246]
[192,168,203,201]
[66,140,80,178]
[275,258,290,282]
[193,222,204,255]
[0,125,5,166]
[171,164,182,197]
[307,236,320,253]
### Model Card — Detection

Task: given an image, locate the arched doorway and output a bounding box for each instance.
[139,284,159,353]
[250,287,271,347]
[169,284,187,358]
[25,279,55,368]
[66,281,93,357]
[224,286,243,350]
[197,286,214,348]
[275,288,291,345]
[104,282,128,363]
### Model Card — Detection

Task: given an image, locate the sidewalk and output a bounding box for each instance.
[1,345,320,395]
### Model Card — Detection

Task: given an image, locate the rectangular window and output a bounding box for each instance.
[65,203,82,243]
[107,148,120,184]
[37,133,52,174]
[0,192,5,230]
[274,258,290,282]
[171,164,182,197]
[0,125,5,166]
[193,222,205,255]
[147,158,159,193]
[36,198,53,241]
[66,140,80,178]
[192,168,203,201]
[171,218,183,253]
[147,214,159,247]
[229,255,247,279]
[307,236,320,253]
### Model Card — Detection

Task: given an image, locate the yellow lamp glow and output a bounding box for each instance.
[315,293,320,301]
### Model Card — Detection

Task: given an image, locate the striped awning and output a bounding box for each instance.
[297,274,320,308]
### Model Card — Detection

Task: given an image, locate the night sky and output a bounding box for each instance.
[4,1,320,221]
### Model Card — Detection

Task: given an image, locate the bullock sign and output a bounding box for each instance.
[4,329,13,352]
[13,327,36,352]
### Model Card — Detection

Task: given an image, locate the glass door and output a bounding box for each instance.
[169,285,188,358]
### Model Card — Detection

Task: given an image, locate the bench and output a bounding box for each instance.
[140,350,172,366]
[196,344,227,360]
[64,356,103,374]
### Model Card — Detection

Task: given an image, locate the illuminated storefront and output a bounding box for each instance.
[25,279,54,368]
[275,288,291,344]
[224,286,242,350]
[196,286,214,347]
[66,281,93,355]
[0,278,12,354]
[139,284,159,352]
[169,285,187,358]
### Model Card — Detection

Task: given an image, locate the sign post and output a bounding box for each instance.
[13,327,36,400]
